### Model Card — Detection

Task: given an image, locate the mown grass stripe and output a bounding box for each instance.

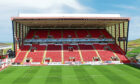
[84,66,113,84]
[61,66,79,84]
[95,65,131,84]
[110,65,140,84]
[73,66,96,84]
[114,65,140,79]
[12,66,41,84]
[122,64,140,72]
[0,67,19,80]
[1,66,31,84]
[0,65,140,84]
[45,66,62,84]
[28,66,51,84]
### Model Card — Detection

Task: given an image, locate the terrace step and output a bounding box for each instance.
[77,45,84,63]
[42,46,47,64]
[21,51,30,64]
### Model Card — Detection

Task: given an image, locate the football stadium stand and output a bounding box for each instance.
[11,14,130,65]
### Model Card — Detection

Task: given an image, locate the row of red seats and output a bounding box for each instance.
[20,45,30,51]
[63,30,76,38]
[14,52,27,63]
[15,44,129,63]
[36,30,48,39]
[32,44,46,51]
[25,29,112,39]
[101,29,112,38]
[93,44,107,50]
[27,52,44,63]
[79,44,98,61]
[50,30,62,38]
[46,52,61,62]
[108,44,130,63]
[88,29,102,38]
[26,30,36,39]
[76,30,88,38]
[46,45,62,62]
[94,44,130,63]
[63,45,80,62]
[98,51,115,61]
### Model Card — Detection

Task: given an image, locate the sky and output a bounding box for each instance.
[0,0,140,43]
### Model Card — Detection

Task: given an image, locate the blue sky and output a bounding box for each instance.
[0,0,139,43]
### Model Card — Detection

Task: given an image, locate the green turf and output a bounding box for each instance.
[128,39,140,48]
[0,65,140,84]
[127,47,140,57]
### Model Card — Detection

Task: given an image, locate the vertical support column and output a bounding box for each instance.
[111,25,112,35]
[126,21,130,54]
[115,24,117,43]
[27,26,29,34]
[109,26,111,35]
[123,22,125,52]
[24,26,27,38]
[25,26,27,38]
[19,24,21,39]
[26,26,28,37]
[15,22,17,37]
[27,27,29,35]
[22,24,24,45]
[119,23,121,47]
[24,25,26,39]
[12,21,16,57]
[15,22,17,55]
[19,23,21,47]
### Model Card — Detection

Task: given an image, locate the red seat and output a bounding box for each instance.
[50,30,62,38]
[27,52,44,63]
[36,30,48,39]
[76,30,88,38]
[63,30,77,38]
[20,45,30,51]
[45,44,62,62]
[98,51,115,61]
[15,52,27,63]
[101,29,112,38]
[26,29,36,39]
[46,51,61,62]
[88,29,101,38]
[63,45,81,61]
[79,44,98,61]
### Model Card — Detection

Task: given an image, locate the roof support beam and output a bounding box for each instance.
[119,23,121,47]
[22,24,24,45]
[123,22,125,52]
[12,21,16,57]
[115,24,117,43]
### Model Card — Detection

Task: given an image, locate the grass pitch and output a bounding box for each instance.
[0,65,140,84]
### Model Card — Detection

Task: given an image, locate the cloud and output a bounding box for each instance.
[0,0,92,42]
[0,0,92,13]
[0,0,139,42]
